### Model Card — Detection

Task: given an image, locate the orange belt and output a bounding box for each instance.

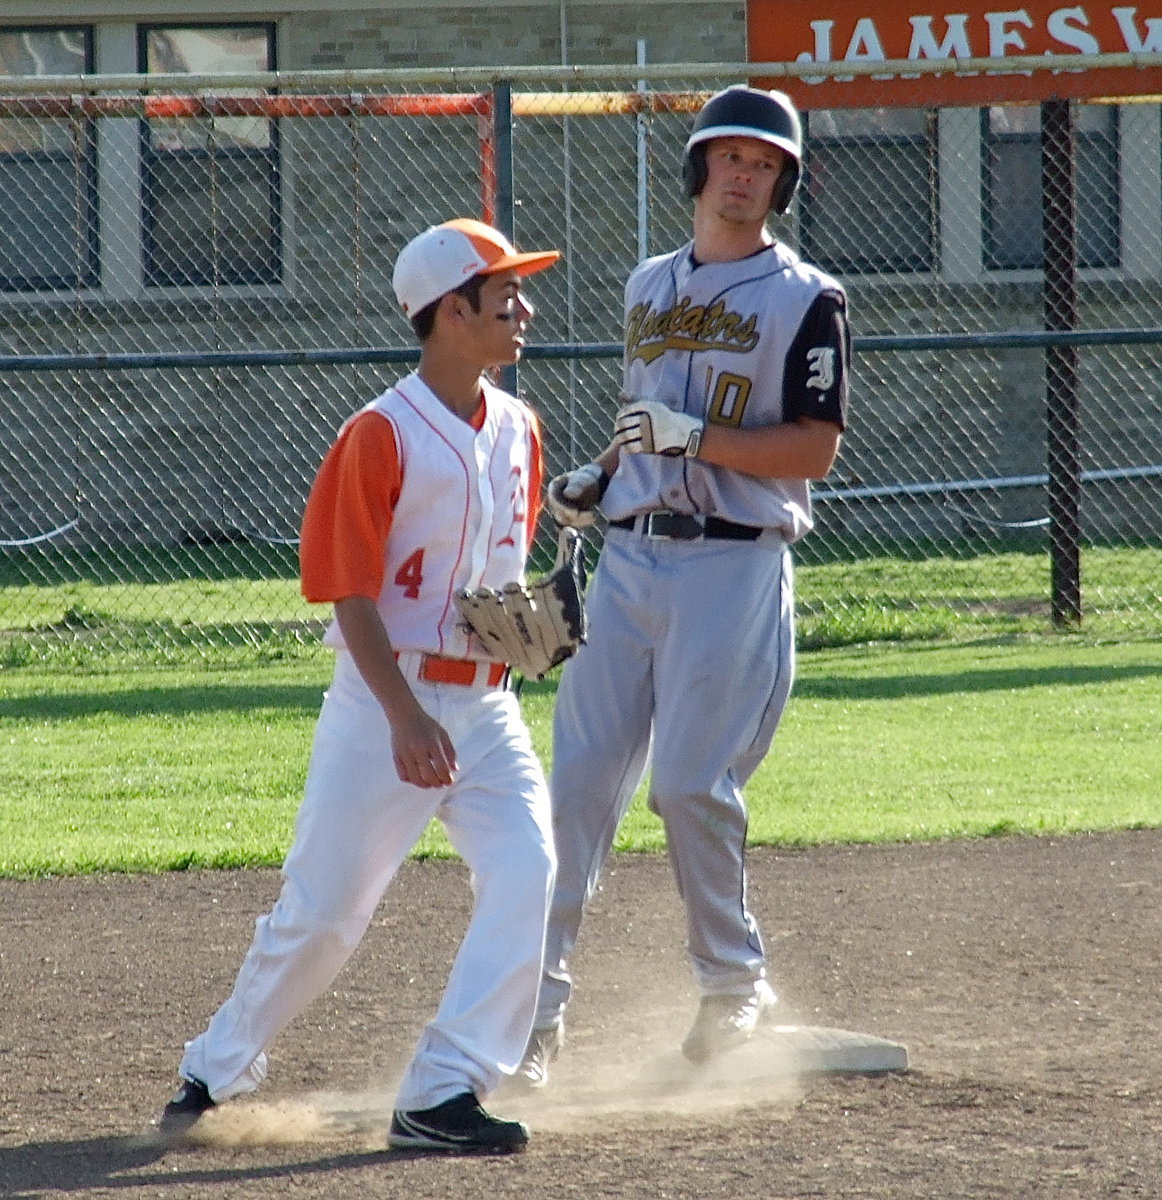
[398,652,508,688]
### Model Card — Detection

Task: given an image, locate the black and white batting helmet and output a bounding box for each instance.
[682,85,803,214]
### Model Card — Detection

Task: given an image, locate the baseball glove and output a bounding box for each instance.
[454,527,588,680]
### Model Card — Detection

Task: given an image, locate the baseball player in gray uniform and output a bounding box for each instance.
[519,86,850,1084]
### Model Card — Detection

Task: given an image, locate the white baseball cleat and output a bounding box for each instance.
[513,1023,565,1089]
[681,979,777,1063]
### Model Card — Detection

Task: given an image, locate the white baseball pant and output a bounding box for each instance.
[179,650,555,1112]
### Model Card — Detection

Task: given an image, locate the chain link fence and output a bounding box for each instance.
[1,61,1161,663]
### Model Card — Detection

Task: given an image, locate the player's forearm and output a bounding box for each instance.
[333,595,423,723]
[698,416,841,480]
[334,595,458,788]
[592,442,620,477]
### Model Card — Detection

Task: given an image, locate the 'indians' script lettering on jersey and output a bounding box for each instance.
[626,297,760,365]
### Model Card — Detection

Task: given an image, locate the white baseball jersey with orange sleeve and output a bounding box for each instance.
[301,371,543,659]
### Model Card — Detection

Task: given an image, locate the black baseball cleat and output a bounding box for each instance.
[156,1077,215,1137]
[389,1091,529,1154]
[514,1023,564,1089]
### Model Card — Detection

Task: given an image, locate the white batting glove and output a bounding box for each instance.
[614,397,704,458]
[546,462,609,528]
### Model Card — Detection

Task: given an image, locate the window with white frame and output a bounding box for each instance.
[801,107,937,275]
[139,23,280,288]
[0,20,280,297]
[982,104,1120,271]
[0,26,97,291]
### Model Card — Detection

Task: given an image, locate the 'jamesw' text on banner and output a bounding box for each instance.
[746,3,1162,107]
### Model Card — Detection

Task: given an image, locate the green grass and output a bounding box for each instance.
[0,662,328,876]
[722,636,1162,846]
[3,542,1161,668]
[1,635,1159,877]
[796,546,1162,645]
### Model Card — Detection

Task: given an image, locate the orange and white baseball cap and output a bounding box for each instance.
[392,218,561,316]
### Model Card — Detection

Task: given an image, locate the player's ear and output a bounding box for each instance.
[435,290,466,329]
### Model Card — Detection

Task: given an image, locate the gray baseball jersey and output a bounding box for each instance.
[605,238,848,542]
[535,238,850,1033]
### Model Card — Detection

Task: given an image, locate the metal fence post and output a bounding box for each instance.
[1042,98,1082,628]
[491,80,518,397]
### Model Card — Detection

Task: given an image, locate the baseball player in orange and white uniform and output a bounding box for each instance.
[157,219,561,1154]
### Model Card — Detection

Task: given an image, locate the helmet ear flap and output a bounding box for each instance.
[771,160,801,215]
[682,144,707,200]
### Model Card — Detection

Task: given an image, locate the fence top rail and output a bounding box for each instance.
[0,91,716,120]
[0,53,1159,95]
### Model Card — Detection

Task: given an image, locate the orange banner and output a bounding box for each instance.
[747,2,1162,108]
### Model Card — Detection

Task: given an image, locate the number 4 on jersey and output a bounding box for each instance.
[394,549,424,599]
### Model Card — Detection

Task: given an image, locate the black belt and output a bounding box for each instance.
[608,512,762,541]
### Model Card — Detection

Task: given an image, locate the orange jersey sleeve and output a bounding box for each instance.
[300,411,402,603]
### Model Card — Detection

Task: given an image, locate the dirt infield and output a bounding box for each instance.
[2,829,1159,1199]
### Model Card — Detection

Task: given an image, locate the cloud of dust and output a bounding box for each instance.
[180,1092,394,1149]
[166,1023,805,1149]
[496,1018,806,1134]
[167,993,813,1148]
[173,1031,803,1149]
